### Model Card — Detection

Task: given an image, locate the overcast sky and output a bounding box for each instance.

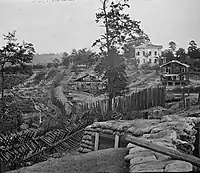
[0,0,200,54]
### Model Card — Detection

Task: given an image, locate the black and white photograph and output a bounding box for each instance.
[0,0,200,172]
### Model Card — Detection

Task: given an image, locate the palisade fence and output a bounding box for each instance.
[78,85,166,115]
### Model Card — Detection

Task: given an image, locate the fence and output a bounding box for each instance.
[78,85,166,115]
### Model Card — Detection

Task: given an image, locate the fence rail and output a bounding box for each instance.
[77,86,166,115]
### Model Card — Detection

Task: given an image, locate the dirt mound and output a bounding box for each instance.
[8,148,129,173]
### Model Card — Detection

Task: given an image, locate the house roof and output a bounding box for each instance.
[160,60,190,68]
[135,43,163,49]
[73,73,102,82]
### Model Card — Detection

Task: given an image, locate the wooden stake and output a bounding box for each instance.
[94,132,99,151]
[114,134,120,148]
[125,134,200,168]
[198,127,200,158]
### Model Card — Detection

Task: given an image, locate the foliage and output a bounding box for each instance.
[47,62,53,68]
[176,48,187,62]
[100,48,129,96]
[168,41,177,52]
[161,49,175,62]
[0,31,35,115]
[188,40,200,60]
[33,63,46,70]
[61,48,98,68]
[52,58,60,68]
[61,52,71,68]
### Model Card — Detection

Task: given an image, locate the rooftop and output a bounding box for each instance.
[160,60,190,68]
[135,43,163,49]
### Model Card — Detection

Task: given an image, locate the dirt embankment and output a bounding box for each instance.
[8,148,129,173]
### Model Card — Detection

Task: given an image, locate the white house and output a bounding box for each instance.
[135,43,163,67]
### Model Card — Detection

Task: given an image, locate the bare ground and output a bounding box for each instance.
[8,148,129,173]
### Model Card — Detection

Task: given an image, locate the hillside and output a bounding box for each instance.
[33,53,62,65]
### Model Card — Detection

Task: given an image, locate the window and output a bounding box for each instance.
[166,67,171,74]
[137,51,140,56]
[149,59,152,63]
[143,51,145,56]
[143,59,146,63]
[149,51,152,56]
[155,51,157,56]
[173,76,176,81]
[181,68,185,73]
[154,59,157,64]
[180,76,184,80]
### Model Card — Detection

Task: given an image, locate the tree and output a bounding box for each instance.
[169,41,177,52]
[61,52,71,68]
[161,48,176,62]
[188,40,200,60]
[176,48,187,62]
[47,62,53,68]
[33,63,46,70]
[92,0,148,117]
[0,31,35,115]
[70,48,98,67]
[52,58,60,68]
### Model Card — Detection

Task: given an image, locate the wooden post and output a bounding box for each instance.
[187,86,190,96]
[186,98,190,110]
[114,134,120,148]
[182,86,185,108]
[125,134,200,168]
[94,132,99,151]
[198,127,200,158]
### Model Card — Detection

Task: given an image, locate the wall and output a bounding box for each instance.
[135,47,162,67]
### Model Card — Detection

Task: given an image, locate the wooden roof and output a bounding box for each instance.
[160,60,190,68]
[73,73,102,82]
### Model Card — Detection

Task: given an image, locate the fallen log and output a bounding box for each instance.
[125,134,200,168]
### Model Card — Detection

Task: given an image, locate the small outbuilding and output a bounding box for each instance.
[70,73,104,94]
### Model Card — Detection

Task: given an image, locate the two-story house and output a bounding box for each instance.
[160,60,190,86]
[135,43,163,67]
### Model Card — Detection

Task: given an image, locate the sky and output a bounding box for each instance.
[0,0,200,54]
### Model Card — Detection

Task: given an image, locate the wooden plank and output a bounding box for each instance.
[144,88,148,109]
[94,132,100,151]
[197,127,200,158]
[132,93,136,111]
[162,86,166,107]
[114,135,120,148]
[125,134,200,168]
